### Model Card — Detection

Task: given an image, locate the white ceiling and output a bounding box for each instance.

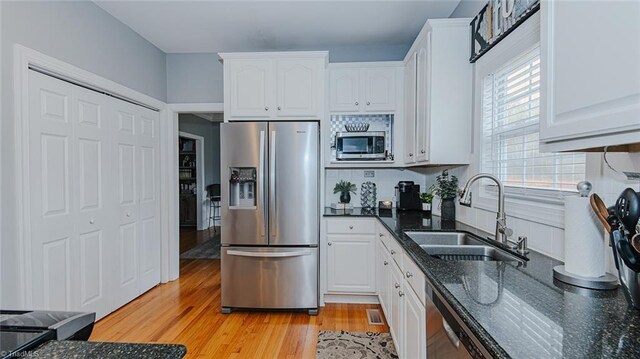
[94,1,463,54]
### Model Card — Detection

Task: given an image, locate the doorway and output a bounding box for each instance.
[177,113,223,259]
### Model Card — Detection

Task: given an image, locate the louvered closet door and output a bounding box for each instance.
[28,70,76,311]
[71,85,112,319]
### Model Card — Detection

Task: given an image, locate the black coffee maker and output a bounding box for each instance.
[395,181,422,211]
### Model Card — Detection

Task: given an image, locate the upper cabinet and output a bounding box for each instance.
[540,0,640,152]
[403,19,472,165]
[329,65,398,113]
[221,52,327,121]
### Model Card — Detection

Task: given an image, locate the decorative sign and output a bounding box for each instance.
[470,0,540,63]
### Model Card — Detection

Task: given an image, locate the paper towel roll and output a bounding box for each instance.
[564,196,605,277]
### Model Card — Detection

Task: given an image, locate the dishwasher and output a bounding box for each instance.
[426,282,491,359]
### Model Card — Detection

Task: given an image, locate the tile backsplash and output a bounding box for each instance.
[325,168,428,207]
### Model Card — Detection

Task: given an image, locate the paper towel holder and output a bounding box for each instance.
[553,181,618,290]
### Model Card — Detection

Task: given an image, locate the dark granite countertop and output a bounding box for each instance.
[28,340,187,358]
[324,207,640,358]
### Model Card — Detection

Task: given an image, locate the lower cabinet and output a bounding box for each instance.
[327,234,376,293]
[376,224,427,359]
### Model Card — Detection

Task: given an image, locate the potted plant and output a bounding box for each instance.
[429,170,459,221]
[420,192,433,212]
[333,180,357,204]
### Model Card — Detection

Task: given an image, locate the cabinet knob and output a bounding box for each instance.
[398,291,404,297]
[406,271,413,278]
[420,149,425,154]
[379,233,383,237]
[126,212,131,217]
[349,225,354,229]
[390,249,396,255]
[277,106,281,110]
[409,153,413,157]
[384,261,388,266]
[328,242,332,246]
[265,107,269,111]
[366,101,371,106]
[355,101,359,106]
[89,219,95,224]
[394,283,400,289]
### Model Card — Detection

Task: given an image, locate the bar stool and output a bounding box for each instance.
[207,184,221,232]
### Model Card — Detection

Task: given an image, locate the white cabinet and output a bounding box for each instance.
[326,218,376,294]
[403,19,472,165]
[329,65,399,113]
[376,223,427,359]
[403,284,427,359]
[540,0,640,151]
[221,52,327,121]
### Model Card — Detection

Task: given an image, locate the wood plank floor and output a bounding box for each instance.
[180,227,219,253]
[91,259,388,358]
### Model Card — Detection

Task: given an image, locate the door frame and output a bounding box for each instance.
[12,45,167,307]
[178,131,206,230]
[166,103,223,278]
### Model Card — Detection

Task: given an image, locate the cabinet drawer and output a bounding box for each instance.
[387,237,403,271]
[403,251,426,305]
[376,223,391,250]
[326,218,376,234]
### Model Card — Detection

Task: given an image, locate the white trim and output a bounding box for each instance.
[178,131,206,230]
[328,61,404,68]
[219,51,329,61]
[168,103,224,113]
[166,102,224,279]
[323,294,380,305]
[13,45,170,307]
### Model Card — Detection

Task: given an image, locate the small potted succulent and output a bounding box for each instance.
[420,191,434,212]
[429,170,459,221]
[333,180,357,204]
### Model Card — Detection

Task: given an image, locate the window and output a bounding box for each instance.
[481,45,585,193]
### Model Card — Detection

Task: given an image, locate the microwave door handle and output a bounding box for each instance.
[259,130,266,237]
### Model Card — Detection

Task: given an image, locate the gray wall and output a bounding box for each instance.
[1,1,167,307]
[167,53,224,103]
[450,0,487,18]
[178,114,222,187]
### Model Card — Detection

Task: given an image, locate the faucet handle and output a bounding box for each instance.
[517,236,529,255]
[459,191,472,207]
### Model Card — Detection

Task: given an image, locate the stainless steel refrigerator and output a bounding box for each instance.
[220,121,319,314]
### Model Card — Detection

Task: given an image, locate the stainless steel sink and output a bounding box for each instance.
[405,232,523,263]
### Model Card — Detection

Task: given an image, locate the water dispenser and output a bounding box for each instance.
[228,167,257,209]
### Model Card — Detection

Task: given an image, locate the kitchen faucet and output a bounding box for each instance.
[459,173,513,245]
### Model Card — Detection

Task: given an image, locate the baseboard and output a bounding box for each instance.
[323,293,380,304]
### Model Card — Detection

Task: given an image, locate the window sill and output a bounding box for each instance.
[473,190,566,229]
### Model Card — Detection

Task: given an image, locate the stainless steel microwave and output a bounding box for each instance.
[335,131,386,160]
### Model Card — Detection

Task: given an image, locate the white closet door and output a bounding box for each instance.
[136,105,161,294]
[28,70,75,311]
[72,85,111,319]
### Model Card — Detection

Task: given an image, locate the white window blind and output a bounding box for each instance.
[481,45,585,193]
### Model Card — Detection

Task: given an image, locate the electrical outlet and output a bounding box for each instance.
[364,170,375,178]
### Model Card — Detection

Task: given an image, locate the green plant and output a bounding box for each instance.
[429,170,459,200]
[420,192,434,204]
[333,180,357,194]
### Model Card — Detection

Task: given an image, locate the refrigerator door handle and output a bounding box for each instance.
[270,129,277,239]
[226,249,312,258]
[259,130,266,237]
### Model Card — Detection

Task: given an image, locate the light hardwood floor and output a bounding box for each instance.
[91,259,388,358]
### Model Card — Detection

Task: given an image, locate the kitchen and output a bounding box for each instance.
[1,0,640,358]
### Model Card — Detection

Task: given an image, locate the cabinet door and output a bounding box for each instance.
[404,53,417,164]
[404,285,426,359]
[390,263,404,358]
[540,0,640,146]
[327,234,376,293]
[415,38,430,163]
[276,59,321,117]
[329,68,360,112]
[363,67,396,112]
[227,59,274,118]
[376,239,391,318]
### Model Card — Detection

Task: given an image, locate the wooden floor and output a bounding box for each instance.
[180,227,219,253]
[91,259,388,358]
